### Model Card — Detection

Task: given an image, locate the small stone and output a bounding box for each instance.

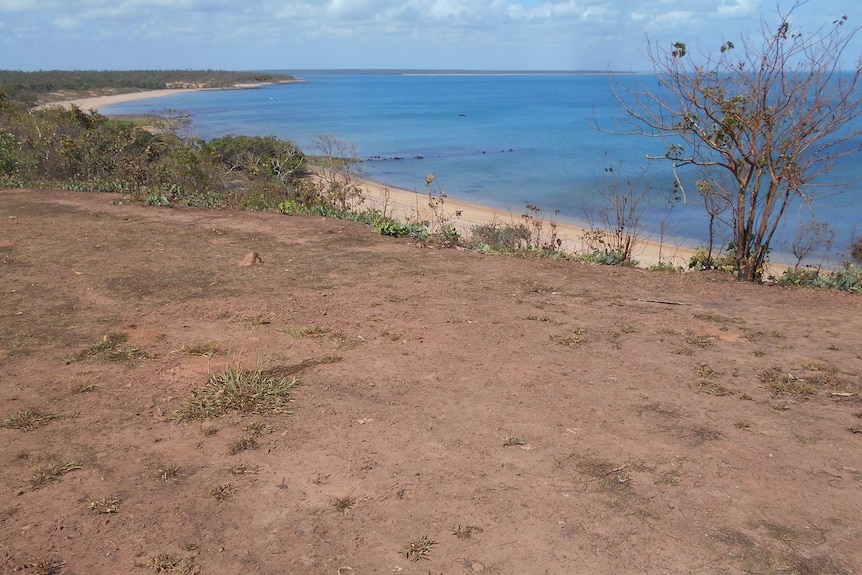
[471,561,485,572]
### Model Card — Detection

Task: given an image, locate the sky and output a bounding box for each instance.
[1,0,860,71]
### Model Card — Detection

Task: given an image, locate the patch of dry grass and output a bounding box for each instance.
[88,495,121,514]
[758,368,819,399]
[1,408,61,431]
[177,367,298,419]
[66,332,154,365]
[30,461,82,490]
[401,535,436,562]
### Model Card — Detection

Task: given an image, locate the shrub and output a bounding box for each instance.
[469,222,531,252]
[772,263,862,293]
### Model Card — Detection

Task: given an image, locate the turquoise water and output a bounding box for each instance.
[102,72,861,260]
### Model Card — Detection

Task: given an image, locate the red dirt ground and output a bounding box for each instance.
[1,189,861,575]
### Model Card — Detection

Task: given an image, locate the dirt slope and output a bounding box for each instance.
[1,189,860,575]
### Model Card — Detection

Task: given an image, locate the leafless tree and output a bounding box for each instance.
[617,1,862,280]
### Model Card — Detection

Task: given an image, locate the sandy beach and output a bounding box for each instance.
[355,175,696,267]
[54,88,699,268]
[39,88,203,111]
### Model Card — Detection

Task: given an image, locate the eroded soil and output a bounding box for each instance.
[1,189,860,575]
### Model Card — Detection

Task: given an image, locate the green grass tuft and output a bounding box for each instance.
[2,408,61,431]
[178,367,299,420]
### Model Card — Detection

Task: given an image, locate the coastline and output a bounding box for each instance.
[354,174,698,268]
[47,88,749,272]
[37,88,204,111]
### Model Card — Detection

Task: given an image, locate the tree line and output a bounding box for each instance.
[0,70,296,106]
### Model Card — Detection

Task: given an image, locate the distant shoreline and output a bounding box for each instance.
[46,87,790,274]
[40,88,203,111]
[37,80,301,111]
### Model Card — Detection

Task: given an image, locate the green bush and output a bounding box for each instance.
[688,247,739,273]
[772,264,862,292]
[469,222,530,252]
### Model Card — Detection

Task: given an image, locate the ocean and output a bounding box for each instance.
[102,72,861,262]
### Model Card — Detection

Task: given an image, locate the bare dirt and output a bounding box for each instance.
[1,189,861,575]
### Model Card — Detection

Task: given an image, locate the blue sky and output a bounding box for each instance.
[1,0,860,71]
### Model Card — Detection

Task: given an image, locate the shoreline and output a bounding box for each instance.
[47,88,786,274]
[353,174,698,268]
[37,88,204,111]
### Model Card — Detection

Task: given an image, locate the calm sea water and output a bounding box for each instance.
[102,72,861,260]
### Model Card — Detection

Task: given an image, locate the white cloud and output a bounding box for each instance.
[717,0,759,17]
[2,0,858,70]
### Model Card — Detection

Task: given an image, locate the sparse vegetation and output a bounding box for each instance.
[29,461,82,490]
[210,483,235,501]
[156,465,183,482]
[401,535,436,562]
[772,263,862,293]
[758,367,819,399]
[551,327,587,348]
[227,462,260,475]
[331,495,357,514]
[620,4,862,281]
[503,434,528,447]
[580,160,652,267]
[228,437,259,455]
[684,334,713,348]
[88,495,121,514]
[469,221,531,253]
[179,341,223,357]
[18,559,66,575]
[451,524,482,540]
[66,332,153,364]
[148,553,199,574]
[289,325,330,338]
[243,420,273,437]
[2,408,61,431]
[178,367,298,419]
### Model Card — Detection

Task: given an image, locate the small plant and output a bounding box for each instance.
[210,483,235,501]
[551,332,584,348]
[758,368,819,398]
[243,421,273,437]
[179,341,223,357]
[30,461,82,490]
[69,381,96,393]
[228,437,258,455]
[688,246,738,273]
[503,434,528,447]
[145,190,171,207]
[66,332,153,364]
[2,408,60,431]
[401,535,436,562]
[684,334,713,348]
[451,524,482,540]
[21,559,66,575]
[290,325,330,338]
[89,495,121,514]
[157,465,182,482]
[469,221,531,253]
[694,363,720,379]
[177,367,299,419]
[227,462,260,475]
[649,261,684,273]
[772,263,862,292]
[148,553,198,574]
[331,495,357,514]
[521,203,564,256]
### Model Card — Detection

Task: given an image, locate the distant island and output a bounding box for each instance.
[0,70,298,106]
